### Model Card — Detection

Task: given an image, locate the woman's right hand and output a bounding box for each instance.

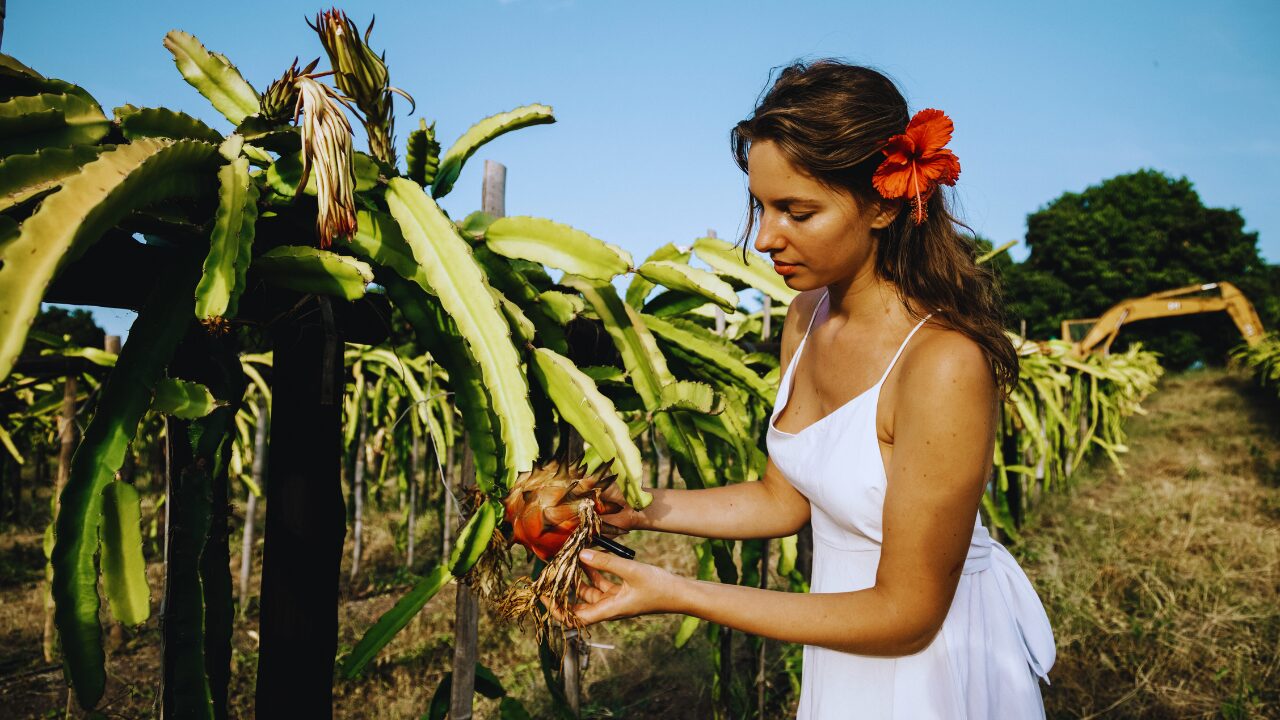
[598,481,647,535]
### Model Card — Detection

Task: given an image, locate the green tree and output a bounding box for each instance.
[1000,170,1276,368]
[32,306,105,349]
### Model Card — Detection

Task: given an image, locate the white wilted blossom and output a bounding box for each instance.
[294,75,357,248]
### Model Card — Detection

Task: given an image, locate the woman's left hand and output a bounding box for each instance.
[569,549,685,625]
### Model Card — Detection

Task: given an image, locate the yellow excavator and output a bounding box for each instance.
[1060,281,1266,355]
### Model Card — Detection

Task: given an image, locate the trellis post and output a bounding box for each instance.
[450,159,507,719]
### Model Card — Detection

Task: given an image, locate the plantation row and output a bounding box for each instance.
[0,10,1164,719]
[0,277,1164,717]
[1233,332,1280,402]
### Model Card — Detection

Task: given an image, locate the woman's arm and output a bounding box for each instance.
[574,330,996,656]
[599,289,824,540]
[604,460,811,539]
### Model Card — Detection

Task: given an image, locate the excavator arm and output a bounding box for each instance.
[1061,282,1265,355]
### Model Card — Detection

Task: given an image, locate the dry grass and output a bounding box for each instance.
[1017,368,1280,719]
[329,527,714,719]
[1,368,1277,718]
[0,492,717,719]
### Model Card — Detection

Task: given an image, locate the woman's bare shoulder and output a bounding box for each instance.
[896,322,995,402]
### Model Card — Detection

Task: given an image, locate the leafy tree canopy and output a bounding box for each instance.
[32,306,106,350]
[998,170,1277,369]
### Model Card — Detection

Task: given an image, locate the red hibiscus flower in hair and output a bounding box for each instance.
[872,108,961,225]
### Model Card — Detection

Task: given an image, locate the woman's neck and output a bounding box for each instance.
[824,265,910,326]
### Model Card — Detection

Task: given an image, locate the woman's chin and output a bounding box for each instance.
[779,272,817,291]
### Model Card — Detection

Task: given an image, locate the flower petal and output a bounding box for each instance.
[543,504,579,526]
[915,149,961,187]
[880,133,917,165]
[873,158,915,200]
[905,108,953,154]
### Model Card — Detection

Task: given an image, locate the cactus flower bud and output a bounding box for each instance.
[260,57,317,124]
[309,9,403,165]
[311,9,387,112]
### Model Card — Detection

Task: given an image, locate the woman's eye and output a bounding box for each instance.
[787,211,813,222]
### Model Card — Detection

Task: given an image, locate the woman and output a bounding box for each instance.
[575,60,1055,719]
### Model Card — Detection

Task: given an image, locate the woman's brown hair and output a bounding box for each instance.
[732,59,1019,396]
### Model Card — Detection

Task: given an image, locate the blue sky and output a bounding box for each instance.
[9,0,1279,338]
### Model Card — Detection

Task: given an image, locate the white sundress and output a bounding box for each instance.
[767,291,1055,720]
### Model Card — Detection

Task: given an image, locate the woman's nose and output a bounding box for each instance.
[753,217,784,254]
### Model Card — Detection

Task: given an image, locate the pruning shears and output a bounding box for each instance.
[592,536,636,560]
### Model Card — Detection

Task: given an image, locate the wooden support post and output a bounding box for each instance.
[1002,418,1023,534]
[44,370,79,662]
[449,444,479,720]
[756,539,769,719]
[450,159,506,720]
[761,294,772,341]
[718,626,734,720]
[483,159,506,218]
[1034,406,1047,492]
[350,396,369,584]
[441,442,455,565]
[239,395,267,617]
[407,432,418,569]
[709,229,726,335]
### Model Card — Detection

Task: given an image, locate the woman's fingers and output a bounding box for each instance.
[572,596,620,626]
[583,565,613,593]
[599,521,629,538]
[543,597,569,625]
[575,580,606,605]
[578,548,637,578]
[562,548,676,625]
[599,481,627,507]
[598,484,638,529]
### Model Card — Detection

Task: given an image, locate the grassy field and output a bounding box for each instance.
[0,368,1276,718]
[1025,368,1279,719]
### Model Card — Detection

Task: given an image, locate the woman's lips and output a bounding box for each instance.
[773,260,799,276]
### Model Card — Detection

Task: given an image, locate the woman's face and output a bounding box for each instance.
[748,140,895,291]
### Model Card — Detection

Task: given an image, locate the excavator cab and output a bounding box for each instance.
[1061,282,1265,356]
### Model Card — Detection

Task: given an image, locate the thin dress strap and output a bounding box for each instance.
[801,289,830,340]
[875,312,934,386]
[776,290,830,403]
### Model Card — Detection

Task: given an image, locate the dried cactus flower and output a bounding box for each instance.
[200,316,232,337]
[293,75,357,248]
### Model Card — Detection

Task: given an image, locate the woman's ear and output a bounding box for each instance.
[870,199,901,229]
